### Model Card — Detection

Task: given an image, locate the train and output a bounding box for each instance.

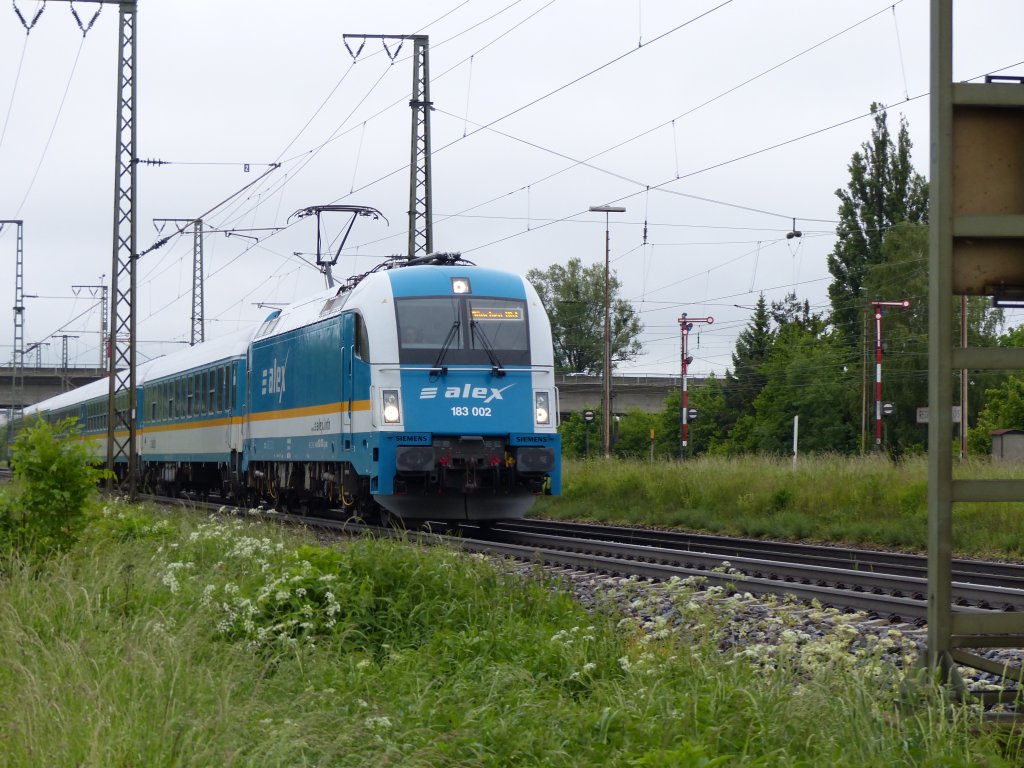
[18,254,562,522]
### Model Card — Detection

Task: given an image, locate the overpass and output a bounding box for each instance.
[554,374,704,417]
[1,366,107,412]
[1,368,701,418]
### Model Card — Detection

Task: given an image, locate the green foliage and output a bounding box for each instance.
[828,104,929,343]
[1,417,109,557]
[527,257,643,374]
[735,320,858,454]
[968,375,1024,454]
[723,293,772,432]
[559,409,603,459]
[611,407,658,458]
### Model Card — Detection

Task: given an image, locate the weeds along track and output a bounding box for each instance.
[143,493,1024,625]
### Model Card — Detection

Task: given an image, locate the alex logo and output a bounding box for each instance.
[261,355,288,402]
[420,383,514,404]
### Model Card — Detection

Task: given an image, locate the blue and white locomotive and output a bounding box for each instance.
[23,255,561,522]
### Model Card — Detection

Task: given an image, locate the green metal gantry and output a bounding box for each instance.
[928,0,1024,705]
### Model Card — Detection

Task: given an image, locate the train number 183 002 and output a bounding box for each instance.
[451,406,492,417]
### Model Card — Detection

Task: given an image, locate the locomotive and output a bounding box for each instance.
[21,255,561,521]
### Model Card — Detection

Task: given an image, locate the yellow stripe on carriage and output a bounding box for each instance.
[246,400,370,423]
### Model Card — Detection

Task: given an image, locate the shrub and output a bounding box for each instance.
[1,417,109,558]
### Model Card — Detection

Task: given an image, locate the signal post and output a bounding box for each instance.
[678,314,713,458]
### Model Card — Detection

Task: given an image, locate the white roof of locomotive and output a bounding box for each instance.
[253,271,393,342]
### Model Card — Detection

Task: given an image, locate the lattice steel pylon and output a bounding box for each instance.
[342,34,432,259]
[106,0,138,495]
[2,220,25,442]
[191,218,204,345]
[72,284,109,369]
[406,35,432,259]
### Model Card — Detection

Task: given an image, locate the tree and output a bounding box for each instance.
[2,417,110,558]
[861,222,1003,451]
[722,294,772,436]
[527,258,642,374]
[735,323,858,455]
[968,376,1024,455]
[828,104,928,344]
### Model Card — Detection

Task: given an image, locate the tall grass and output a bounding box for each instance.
[532,455,1024,558]
[0,499,1020,765]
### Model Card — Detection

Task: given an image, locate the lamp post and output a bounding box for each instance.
[589,204,625,459]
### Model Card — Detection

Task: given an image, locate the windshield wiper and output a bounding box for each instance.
[471,321,506,377]
[431,320,460,376]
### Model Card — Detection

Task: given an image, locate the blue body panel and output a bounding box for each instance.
[400,368,534,434]
[387,266,528,300]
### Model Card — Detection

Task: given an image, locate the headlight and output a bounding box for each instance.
[382,389,402,424]
[534,391,550,425]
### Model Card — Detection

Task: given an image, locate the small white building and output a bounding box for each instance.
[991,429,1024,461]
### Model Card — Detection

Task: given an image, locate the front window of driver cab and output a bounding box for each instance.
[396,296,529,365]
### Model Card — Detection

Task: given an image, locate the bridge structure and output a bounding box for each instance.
[1,366,107,416]
[1,369,700,423]
[554,374,704,418]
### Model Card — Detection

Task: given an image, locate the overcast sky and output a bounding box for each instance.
[1,0,1023,379]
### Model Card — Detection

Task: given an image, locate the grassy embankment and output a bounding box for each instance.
[532,455,1024,560]
[1,499,1022,766]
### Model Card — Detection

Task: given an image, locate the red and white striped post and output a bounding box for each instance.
[871,299,910,448]
[678,314,713,458]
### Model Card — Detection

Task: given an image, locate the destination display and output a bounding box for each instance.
[470,307,523,321]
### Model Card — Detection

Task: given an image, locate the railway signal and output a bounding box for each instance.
[871,300,910,449]
[678,314,713,458]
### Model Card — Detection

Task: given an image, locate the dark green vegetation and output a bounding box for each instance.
[0,417,109,560]
[534,456,1024,560]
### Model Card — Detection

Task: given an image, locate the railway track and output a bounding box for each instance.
[450,521,1024,624]
[147,494,1024,625]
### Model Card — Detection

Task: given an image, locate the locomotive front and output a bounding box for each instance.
[371,265,560,520]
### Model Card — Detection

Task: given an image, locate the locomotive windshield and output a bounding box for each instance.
[396,296,530,365]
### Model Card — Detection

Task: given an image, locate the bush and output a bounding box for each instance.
[1,417,109,558]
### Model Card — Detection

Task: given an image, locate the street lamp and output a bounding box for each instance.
[589,204,625,459]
